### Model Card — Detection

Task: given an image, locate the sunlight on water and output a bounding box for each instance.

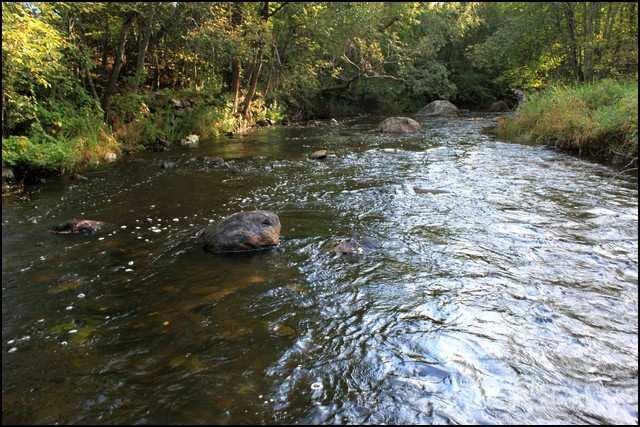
[2,115,638,424]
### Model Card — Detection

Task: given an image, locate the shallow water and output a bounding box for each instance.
[2,115,638,424]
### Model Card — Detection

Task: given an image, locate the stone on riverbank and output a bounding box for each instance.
[181,134,200,147]
[310,150,328,160]
[200,210,281,253]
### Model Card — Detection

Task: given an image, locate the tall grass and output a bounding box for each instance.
[497,79,638,164]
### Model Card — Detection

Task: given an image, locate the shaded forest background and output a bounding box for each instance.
[2,2,638,172]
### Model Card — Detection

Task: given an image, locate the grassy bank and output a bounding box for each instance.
[496,79,638,165]
[2,89,284,178]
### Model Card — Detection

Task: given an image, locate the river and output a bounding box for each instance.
[2,114,638,424]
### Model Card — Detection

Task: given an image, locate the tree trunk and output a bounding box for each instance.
[102,13,135,117]
[231,58,242,113]
[582,2,597,82]
[241,49,263,118]
[230,3,243,113]
[562,2,581,81]
[153,51,160,90]
[134,14,154,88]
[240,2,269,119]
[85,68,100,101]
[100,22,110,88]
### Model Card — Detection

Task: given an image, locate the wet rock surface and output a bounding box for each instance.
[378,117,422,133]
[413,186,450,195]
[200,210,281,253]
[310,150,328,160]
[331,236,382,255]
[50,219,106,235]
[417,100,460,117]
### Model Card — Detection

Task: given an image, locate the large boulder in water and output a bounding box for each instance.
[200,210,281,253]
[378,117,421,133]
[417,100,459,117]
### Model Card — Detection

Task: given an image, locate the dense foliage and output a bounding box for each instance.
[2,2,638,172]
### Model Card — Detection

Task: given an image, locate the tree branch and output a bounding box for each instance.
[267,2,288,19]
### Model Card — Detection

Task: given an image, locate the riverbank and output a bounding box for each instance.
[496,79,638,167]
[1,89,285,190]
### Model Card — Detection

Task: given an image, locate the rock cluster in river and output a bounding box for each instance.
[200,210,281,253]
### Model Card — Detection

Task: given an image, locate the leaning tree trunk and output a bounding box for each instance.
[240,2,269,119]
[102,13,135,118]
[241,49,263,119]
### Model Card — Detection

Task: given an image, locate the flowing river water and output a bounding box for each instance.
[2,114,638,424]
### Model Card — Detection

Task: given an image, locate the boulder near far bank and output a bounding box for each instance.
[417,100,460,117]
[200,210,281,253]
[310,150,328,159]
[181,134,200,147]
[378,117,422,133]
[488,100,510,112]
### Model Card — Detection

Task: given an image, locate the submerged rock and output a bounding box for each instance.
[379,117,422,133]
[417,100,459,117]
[413,187,450,195]
[201,156,226,167]
[488,100,510,112]
[50,219,106,235]
[200,210,281,253]
[71,173,88,181]
[331,236,381,256]
[310,150,328,160]
[181,134,200,147]
[161,161,177,169]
